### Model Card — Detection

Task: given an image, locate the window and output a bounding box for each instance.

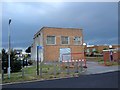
[61,36,69,44]
[46,36,55,45]
[74,36,82,45]
[92,48,96,52]
[87,49,90,53]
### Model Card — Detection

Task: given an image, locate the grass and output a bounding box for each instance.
[2,63,83,83]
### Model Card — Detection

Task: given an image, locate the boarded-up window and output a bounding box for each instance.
[61,36,69,44]
[74,37,82,45]
[47,36,55,44]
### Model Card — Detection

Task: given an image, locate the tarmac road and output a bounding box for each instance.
[2,71,119,88]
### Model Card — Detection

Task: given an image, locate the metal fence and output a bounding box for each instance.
[23,60,87,79]
[2,60,87,83]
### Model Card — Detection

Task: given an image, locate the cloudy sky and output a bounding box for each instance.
[2,2,118,49]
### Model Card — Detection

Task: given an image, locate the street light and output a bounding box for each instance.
[83,43,86,53]
[8,18,11,79]
[109,45,112,49]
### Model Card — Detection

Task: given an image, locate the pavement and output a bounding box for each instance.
[83,61,119,75]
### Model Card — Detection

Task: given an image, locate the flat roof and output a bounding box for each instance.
[34,27,83,38]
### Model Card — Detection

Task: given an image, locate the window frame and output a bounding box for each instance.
[46,35,56,45]
[61,36,70,45]
[74,36,82,45]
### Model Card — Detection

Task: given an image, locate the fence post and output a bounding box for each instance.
[53,61,56,77]
[22,58,24,78]
[2,70,4,80]
[67,61,70,75]
[59,61,61,74]
[76,60,78,73]
[80,61,83,73]
[40,58,42,78]
[22,67,24,78]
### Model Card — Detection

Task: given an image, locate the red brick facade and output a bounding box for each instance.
[32,27,84,62]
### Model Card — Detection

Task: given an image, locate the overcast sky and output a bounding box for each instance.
[2,2,118,49]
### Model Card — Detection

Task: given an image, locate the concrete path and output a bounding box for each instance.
[83,61,119,75]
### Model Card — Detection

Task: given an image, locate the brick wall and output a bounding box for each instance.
[42,27,84,61]
[103,50,120,61]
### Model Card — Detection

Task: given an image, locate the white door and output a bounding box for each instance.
[59,48,71,62]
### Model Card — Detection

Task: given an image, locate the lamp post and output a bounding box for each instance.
[8,18,11,79]
[109,45,112,49]
[83,43,86,50]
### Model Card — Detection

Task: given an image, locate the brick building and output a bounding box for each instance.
[31,27,84,62]
[85,44,120,56]
[85,45,109,54]
[103,45,120,61]
[103,48,120,62]
[112,45,120,49]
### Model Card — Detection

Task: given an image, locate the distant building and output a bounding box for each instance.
[31,27,84,62]
[103,48,120,62]
[85,44,120,56]
[112,45,120,50]
[85,45,109,54]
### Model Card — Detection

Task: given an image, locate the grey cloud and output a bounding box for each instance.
[2,2,118,48]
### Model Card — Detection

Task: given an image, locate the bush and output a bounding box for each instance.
[11,60,22,73]
[2,49,22,73]
[28,60,33,65]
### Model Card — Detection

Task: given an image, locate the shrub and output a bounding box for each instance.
[2,49,22,73]
[28,60,33,65]
[11,60,22,72]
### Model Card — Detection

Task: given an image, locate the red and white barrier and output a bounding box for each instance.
[62,59,85,62]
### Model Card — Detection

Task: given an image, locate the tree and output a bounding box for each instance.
[2,48,22,73]
[93,50,99,53]
[2,49,8,73]
[25,46,31,66]
[25,46,31,53]
[103,48,108,50]
[10,49,22,72]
